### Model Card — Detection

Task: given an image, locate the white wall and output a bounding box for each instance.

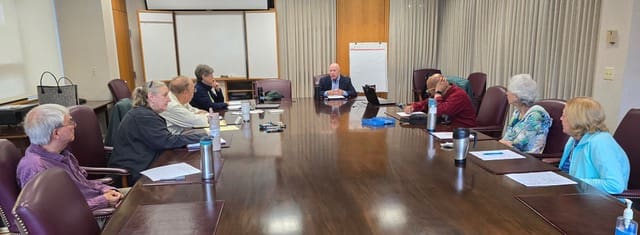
[54,0,119,101]
[593,0,640,131]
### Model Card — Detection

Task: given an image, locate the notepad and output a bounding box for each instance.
[470,150,526,160]
[506,171,577,187]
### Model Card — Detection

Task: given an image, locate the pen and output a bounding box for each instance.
[482,152,504,155]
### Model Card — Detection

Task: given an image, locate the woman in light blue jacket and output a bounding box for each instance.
[558,97,630,194]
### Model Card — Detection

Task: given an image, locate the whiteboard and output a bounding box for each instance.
[139,12,178,81]
[175,12,247,78]
[146,0,268,10]
[349,42,387,91]
[246,12,278,79]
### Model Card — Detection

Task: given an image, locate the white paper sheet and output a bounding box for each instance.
[227,105,241,110]
[429,132,477,140]
[470,150,526,160]
[141,163,201,181]
[505,171,577,187]
[327,95,345,100]
[396,111,425,117]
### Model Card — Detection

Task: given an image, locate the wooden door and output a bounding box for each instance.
[112,0,135,91]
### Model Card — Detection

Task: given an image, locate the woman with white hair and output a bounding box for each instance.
[499,74,552,153]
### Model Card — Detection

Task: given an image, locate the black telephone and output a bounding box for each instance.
[409,112,428,120]
[408,112,428,125]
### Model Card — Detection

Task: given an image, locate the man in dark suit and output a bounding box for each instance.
[319,63,357,98]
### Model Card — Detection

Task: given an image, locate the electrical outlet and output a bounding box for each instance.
[604,66,615,80]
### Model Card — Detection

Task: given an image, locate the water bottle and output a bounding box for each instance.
[241,101,251,122]
[257,87,265,104]
[209,112,221,151]
[427,98,437,131]
[200,136,214,180]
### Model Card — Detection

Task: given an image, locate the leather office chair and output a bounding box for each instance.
[612,108,640,198]
[0,139,22,234]
[313,74,328,99]
[472,86,509,139]
[12,168,101,235]
[105,98,132,147]
[467,72,487,114]
[107,79,131,103]
[529,99,569,164]
[254,79,292,99]
[68,105,130,187]
[412,68,441,101]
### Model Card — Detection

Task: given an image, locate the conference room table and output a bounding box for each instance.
[102,98,629,235]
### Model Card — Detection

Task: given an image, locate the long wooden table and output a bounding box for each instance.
[102,98,624,235]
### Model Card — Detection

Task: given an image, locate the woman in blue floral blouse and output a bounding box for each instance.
[499,74,552,153]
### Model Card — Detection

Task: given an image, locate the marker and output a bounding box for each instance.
[482,152,504,155]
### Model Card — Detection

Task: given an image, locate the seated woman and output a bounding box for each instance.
[499,74,552,153]
[108,81,206,186]
[559,97,629,194]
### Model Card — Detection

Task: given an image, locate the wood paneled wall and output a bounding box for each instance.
[336,0,389,76]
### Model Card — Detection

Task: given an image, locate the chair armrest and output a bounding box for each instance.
[613,190,640,199]
[540,158,560,165]
[82,166,129,175]
[93,177,113,185]
[470,126,503,139]
[92,207,116,217]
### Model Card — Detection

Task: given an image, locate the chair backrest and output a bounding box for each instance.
[107,79,131,103]
[255,79,292,99]
[313,74,328,99]
[613,108,640,189]
[412,69,441,101]
[534,99,569,155]
[467,72,487,113]
[13,168,100,235]
[476,86,509,132]
[68,105,107,168]
[0,139,22,233]
[105,98,132,147]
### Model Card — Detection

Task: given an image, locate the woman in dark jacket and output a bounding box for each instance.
[108,81,205,186]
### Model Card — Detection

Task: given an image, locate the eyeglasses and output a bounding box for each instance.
[57,119,76,129]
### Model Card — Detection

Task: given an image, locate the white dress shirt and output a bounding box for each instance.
[160,93,209,134]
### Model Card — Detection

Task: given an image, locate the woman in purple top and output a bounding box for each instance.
[16,104,123,211]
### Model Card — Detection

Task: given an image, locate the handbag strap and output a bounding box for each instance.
[57,76,75,85]
[39,71,61,94]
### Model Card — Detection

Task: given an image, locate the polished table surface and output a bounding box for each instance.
[102,98,614,235]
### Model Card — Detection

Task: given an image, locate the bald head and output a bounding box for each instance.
[169,76,195,104]
[329,63,341,80]
[426,74,444,89]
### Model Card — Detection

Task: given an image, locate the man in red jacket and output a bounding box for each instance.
[404,74,477,127]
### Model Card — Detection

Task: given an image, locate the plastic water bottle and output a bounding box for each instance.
[200,136,214,180]
[241,101,251,122]
[427,98,437,131]
[257,87,265,104]
[209,111,221,151]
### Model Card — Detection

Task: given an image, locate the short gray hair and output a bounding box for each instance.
[508,74,538,107]
[194,64,213,82]
[24,104,68,145]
